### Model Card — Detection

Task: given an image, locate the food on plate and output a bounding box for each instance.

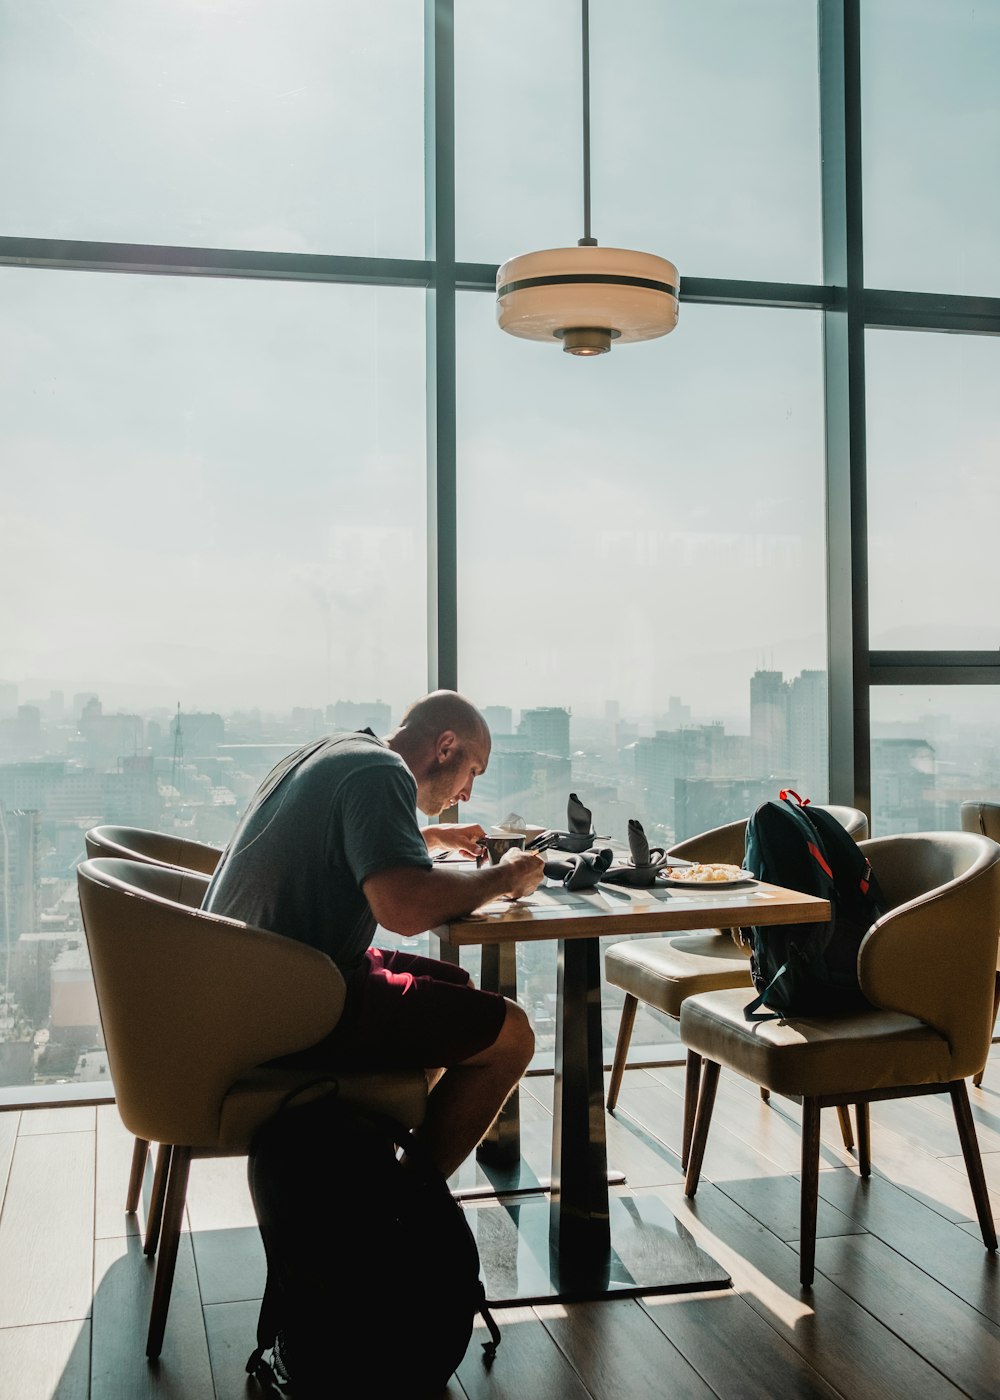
[662,861,747,883]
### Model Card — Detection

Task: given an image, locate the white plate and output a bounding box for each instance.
[657,869,756,889]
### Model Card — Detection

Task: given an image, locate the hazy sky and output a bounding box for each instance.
[1,1,997,727]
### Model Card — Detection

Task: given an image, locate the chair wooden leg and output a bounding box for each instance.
[973,972,1000,1088]
[856,1103,871,1177]
[146,1146,192,1360]
[684,1059,720,1197]
[800,1098,822,1288]
[950,1080,998,1251]
[836,1103,855,1152]
[681,1050,702,1171]
[606,994,638,1111]
[144,1143,172,1258]
[126,1137,149,1215]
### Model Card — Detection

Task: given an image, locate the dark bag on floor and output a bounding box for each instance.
[741,790,887,1018]
[245,1086,501,1400]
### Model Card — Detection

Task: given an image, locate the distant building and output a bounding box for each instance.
[750,668,828,800]
[517,707,570,760]
[674,777,778,843]
[174,711,225,754]
[327,699,392,734]
[872,738,938,833]
[0,705,42,760]
[0,808,41,948]
[49,944,101,1044]
[482,706,513,737]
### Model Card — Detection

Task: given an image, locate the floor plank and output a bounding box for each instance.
[0,1129,95,1326]
[814,1231,1000,1400]
[17,1108,95,1137]
[0,1319,91,1400]
[90,1233,215,1399]
[456,1306,593,1400]
[640,1288,843,1399]
[535,1296,718,1400]
[94,1106,143,1242]
[642,1180,969,1399]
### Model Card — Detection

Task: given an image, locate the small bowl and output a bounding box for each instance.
[491,823,546,844]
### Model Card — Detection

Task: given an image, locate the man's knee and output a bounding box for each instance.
[499,998,535,1067]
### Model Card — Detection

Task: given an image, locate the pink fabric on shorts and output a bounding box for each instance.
[276,945,507,1072]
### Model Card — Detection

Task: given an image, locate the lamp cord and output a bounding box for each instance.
[579,0,596,246]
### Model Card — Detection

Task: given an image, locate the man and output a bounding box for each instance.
[202,689,544,1178]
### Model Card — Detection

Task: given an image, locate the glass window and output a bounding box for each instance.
[866,328,1000,649]
[0,266,426,1089]
[456,294,827,1055]
[861,0,1000,296]
[456,0,822,282]
[0,0,424,258]
[870,687,1000,835]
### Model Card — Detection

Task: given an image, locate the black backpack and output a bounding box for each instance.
[741,791,887,1018]
[245,1086,501,1399]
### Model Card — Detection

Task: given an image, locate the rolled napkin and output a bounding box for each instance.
[551,792,596,852]
[543,848,613,891]
[567,792,593,835]
[628,818,650,867]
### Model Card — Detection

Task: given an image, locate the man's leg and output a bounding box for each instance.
[415,999,534,1179]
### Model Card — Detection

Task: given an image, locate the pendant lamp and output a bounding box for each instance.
[496,0,679,356]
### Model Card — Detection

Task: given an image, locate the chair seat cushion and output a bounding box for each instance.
[679,987,952,1098]
[216,1065,428,1152]
[605,932,752,1019]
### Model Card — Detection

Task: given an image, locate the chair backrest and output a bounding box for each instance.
[820,804,869,840]
[668,804,869,866]
[858,831,1000,1077]
[85,824,222,876]
[76,857,345,1148]
[960,801,1000,843]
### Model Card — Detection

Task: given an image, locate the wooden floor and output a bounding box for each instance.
[3,1047,1000,1400]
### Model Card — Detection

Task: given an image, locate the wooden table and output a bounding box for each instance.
[434,876,830,1304]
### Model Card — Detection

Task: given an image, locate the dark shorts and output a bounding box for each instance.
[278,946,507,1072]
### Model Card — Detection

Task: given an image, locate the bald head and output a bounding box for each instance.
[387,690,491,816]
[397,690,489,748]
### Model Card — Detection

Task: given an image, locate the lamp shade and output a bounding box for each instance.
[496,245,680,354]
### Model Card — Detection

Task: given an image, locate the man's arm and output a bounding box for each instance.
[364,850,545,938]
[422,822,487,858]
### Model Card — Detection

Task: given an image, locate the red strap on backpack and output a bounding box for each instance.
[779,789,810,806]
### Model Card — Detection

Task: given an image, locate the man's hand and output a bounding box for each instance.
[423,822,487,858]
[498,849,545,899]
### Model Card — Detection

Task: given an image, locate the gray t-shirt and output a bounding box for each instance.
[202,730,432,971]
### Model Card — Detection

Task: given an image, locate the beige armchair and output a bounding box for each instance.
[85,822,223,876]
[959,801,1000,1086]
[84,824,224,1220]
[680,830,1000,1288]
[604,805,869,1168]
[76,856,428,1359]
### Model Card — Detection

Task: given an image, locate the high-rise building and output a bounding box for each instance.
[788,670,829,802]
[750,670,789,778]
[517,707,570,760]
[482,705,513,737]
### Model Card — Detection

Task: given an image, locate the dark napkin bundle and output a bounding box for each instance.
[600,819,667,887]
[543,847,613,891]
[553,792,596,852]
[627,818,651,867]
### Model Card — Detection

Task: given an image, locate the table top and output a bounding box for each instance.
[435,878,830,947]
